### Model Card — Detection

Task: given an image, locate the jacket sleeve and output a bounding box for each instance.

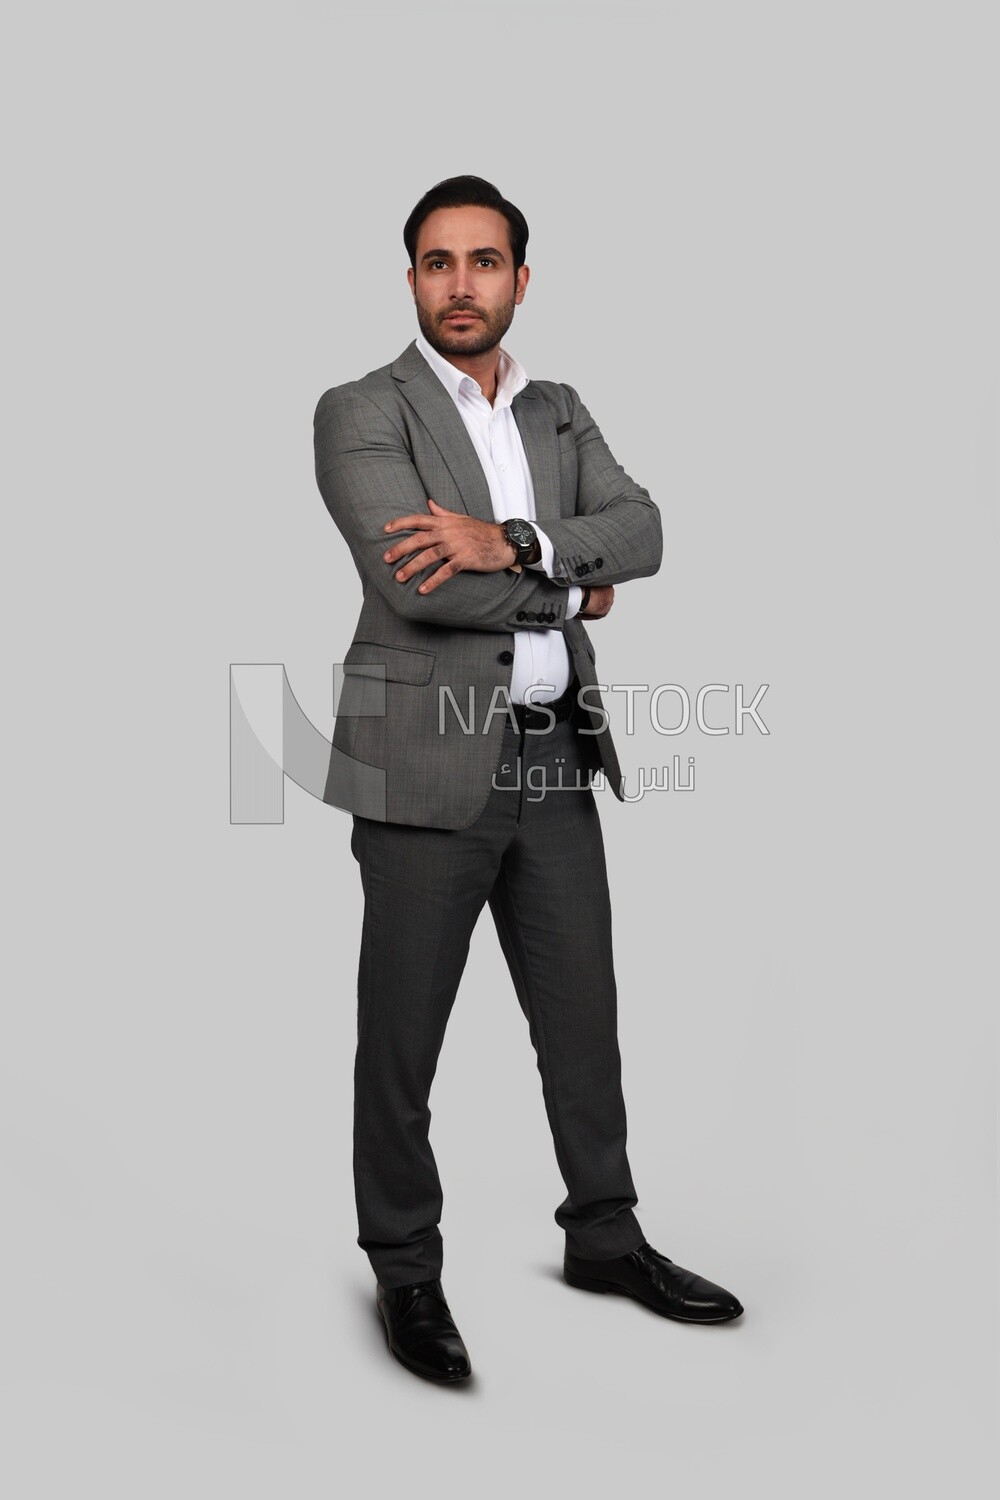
[535,383,662,588]
[314,385,572,633]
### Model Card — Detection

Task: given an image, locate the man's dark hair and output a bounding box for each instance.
[403,175,529,274]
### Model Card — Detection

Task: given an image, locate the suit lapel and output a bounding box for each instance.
[510,385,561,528]
[390,341,494,523]
[390,340,562,529]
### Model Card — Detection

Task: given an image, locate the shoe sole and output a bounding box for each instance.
[563,1267,743,1323]
[376,1303,473,1382]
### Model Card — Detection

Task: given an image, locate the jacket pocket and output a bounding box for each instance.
[342,639,436,686]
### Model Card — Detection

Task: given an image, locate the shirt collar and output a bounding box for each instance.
[414,326,529,412]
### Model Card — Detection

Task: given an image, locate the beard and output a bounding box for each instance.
[414,292,517,358]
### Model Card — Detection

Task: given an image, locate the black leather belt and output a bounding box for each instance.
[512,682,576,733]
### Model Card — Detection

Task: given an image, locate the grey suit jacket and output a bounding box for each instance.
[313,338,662,829]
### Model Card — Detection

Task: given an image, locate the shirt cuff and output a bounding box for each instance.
[525,525,562,580]
[527,525,581,616]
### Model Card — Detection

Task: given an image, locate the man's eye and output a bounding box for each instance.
[428,259,495,269]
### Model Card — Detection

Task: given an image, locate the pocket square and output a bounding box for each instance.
[556,420,573,434]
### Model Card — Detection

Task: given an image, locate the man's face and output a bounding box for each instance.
[407,204,529,358]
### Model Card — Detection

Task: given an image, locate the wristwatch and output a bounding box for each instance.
[501,517,540,567]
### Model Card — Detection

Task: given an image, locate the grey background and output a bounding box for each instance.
[3,0,995,1494]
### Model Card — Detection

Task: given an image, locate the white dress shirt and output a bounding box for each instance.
[413,327,584,706]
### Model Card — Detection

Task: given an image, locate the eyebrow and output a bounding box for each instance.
[419,246,507,264]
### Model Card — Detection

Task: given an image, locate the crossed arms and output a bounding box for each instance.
[313,381,662,633]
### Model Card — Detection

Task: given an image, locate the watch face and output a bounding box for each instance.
[506,518,535,550]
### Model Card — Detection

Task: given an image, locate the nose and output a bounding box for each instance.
[449,265,475,302]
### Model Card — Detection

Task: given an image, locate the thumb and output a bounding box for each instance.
[426,496,445,511]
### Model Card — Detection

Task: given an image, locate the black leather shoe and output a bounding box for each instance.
[564,1241,744,1323]
[375,1278,472,1382]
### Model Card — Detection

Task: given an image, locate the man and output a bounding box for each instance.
[313,175,743,1383]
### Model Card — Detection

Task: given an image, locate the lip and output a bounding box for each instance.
[445,312,479,321]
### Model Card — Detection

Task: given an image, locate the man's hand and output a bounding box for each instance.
[578,584,614,620]
[383,498,517,594]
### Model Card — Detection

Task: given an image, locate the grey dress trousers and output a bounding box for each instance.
[349,675,647,1288]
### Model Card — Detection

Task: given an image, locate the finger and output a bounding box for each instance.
[383,538,422,564]
[384,515,436,533]
[393,545,447,582]
[415,558,461,594]
[383,531,442,564]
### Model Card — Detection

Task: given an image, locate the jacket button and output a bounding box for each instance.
[516,611,526,621]
[575,565,585,577]
[546,611,556,622]
[497,650,514,664]
[595,557,603,568]
[526,610,537,621]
